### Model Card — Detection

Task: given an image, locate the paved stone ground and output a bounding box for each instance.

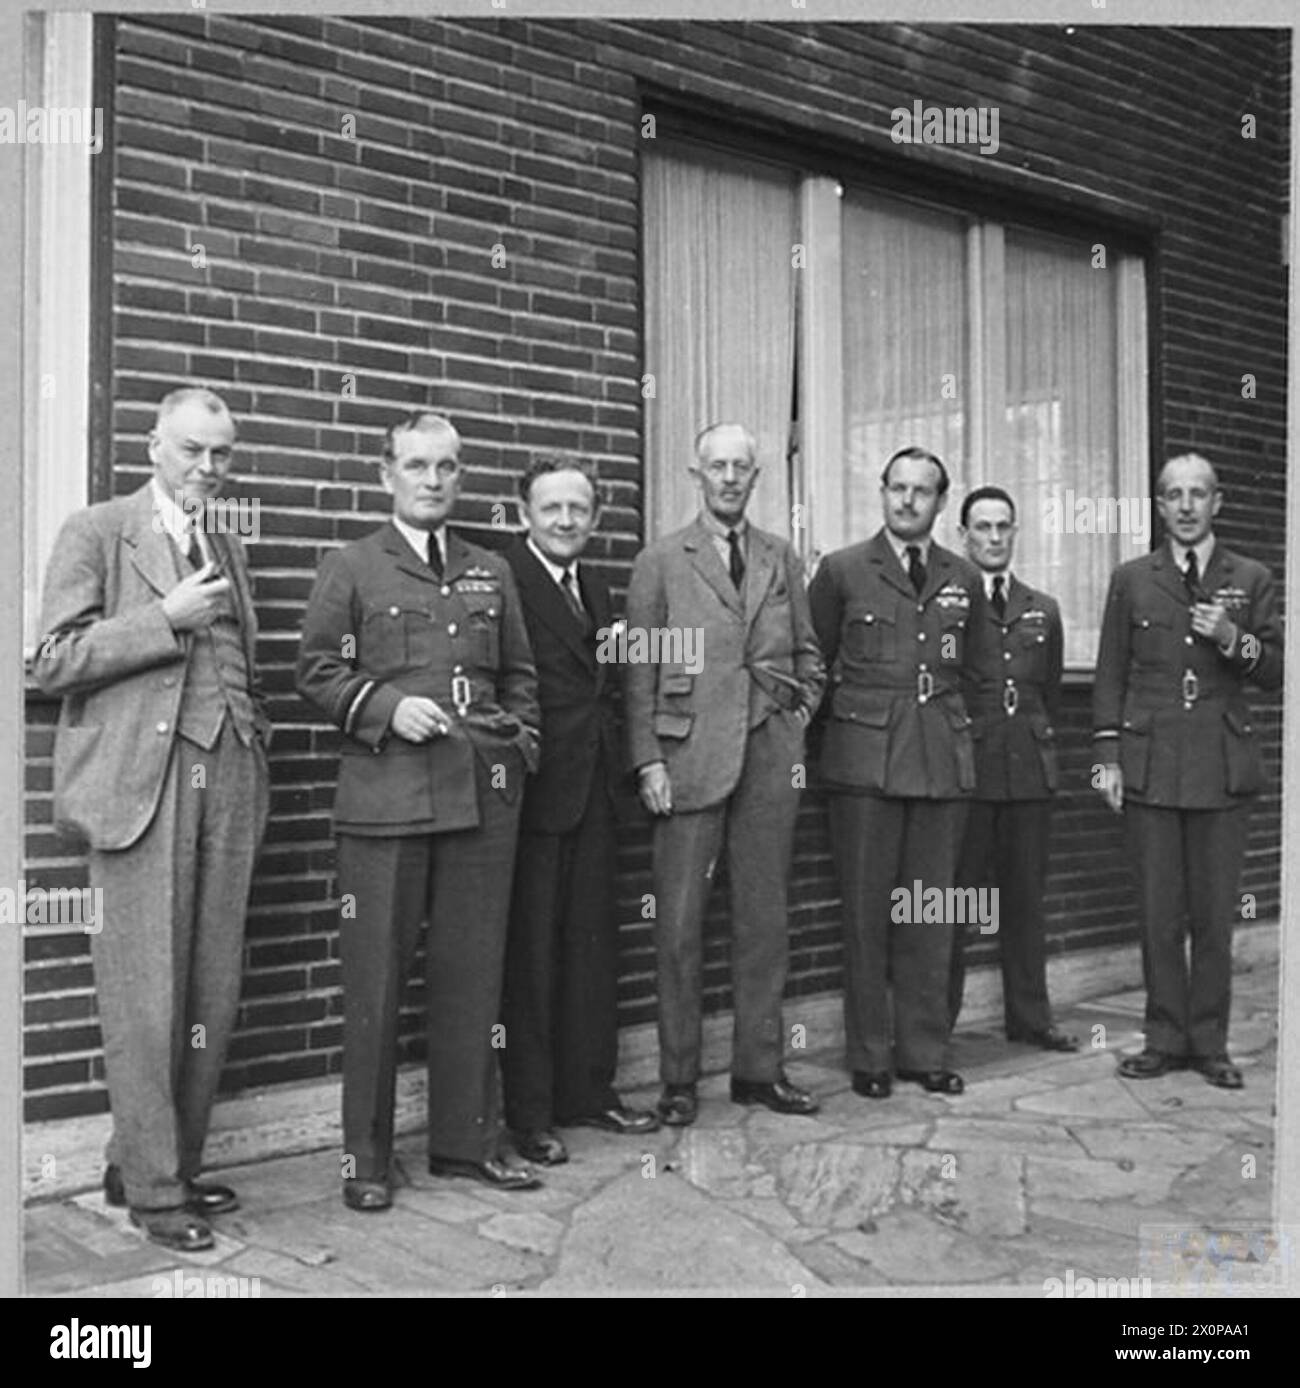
[26,961,1281,1297]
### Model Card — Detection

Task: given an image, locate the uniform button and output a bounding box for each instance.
[864,614,875,624]
[453,664,463,674]
[1003,651,1012,661]
[917,632,926,642]
[389,606,399,617]
[1185,635,1194,646]
[918,662,928,671]
[1183,701,1193,711]
[1037,634,1045,643]
[1141,619,1150,628]
[448,623,458,637]
[442,585,451,597]
[162,676,177,688]
[156,721,168,734]
[916,605,924,615]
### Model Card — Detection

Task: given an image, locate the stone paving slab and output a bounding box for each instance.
[23,953,1282,1297]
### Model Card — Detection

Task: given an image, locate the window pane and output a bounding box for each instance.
[642,144,798,539]
[842,192,968,543]
[1005,228,1120,667]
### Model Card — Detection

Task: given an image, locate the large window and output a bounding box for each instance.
[642,141,1148,669]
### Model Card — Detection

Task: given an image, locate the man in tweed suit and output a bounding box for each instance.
[33,386,271,1253]
[1095,453,1283,1089]
[625,422,825,1127]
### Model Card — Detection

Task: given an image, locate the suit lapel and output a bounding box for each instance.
[208,528,259,663]
[513,537,594,669]
[742,529,779,628]
[125,484,184,598]
[388,520,444,586]
[578,563,613,694]
[684,518,743,617]
[1152,544,1193,608]
[1003,576,1033,626]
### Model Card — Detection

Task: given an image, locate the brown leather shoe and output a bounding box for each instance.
[129,1207,214,1253]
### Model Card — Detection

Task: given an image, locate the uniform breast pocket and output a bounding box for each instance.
[1131,608,1173,665]
[361,604,432,676]
[461,593,502,668]
[845,607,896,663]
[1011,620,1049,671]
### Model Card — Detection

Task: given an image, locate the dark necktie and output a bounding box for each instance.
[906,544,926,596]
[727,529,745,590]
[991,574,1006,620]
[561,567,591,632]
[427,531,443,580]
[186,531,205,571]
[1183,550,1200,599]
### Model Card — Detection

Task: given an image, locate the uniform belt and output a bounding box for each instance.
[838,675,960,701]
[1124,673,1236,705]
[966,680,1047,718]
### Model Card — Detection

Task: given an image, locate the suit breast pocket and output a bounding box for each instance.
[1222,709,1262,796]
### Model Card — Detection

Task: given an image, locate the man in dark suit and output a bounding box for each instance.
[1094,453,1283,1089]
[809,446,979,1099]
[33,386,271,1253]
[948,486,1076,1050]
[500,456,659,1166]
[297,412,543,1210]
[625,422,825,1127]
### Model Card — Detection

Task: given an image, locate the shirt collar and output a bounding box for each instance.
[391,515,445,567]
[983,569,1013,600]
[698,509,748,544]
[886,530,931,567]
[1169,534,1215,574]
[525,534,576,587]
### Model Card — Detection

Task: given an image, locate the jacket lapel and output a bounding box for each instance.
[1152,544,1193,608]
[513,537,594,669]
[208,527,259,663]
[386,519,444,586]
[684,518,743,617]
[742,529,779,628]
[125,484,184,598]
[868,530,916,602]
[1003,575,1033,626]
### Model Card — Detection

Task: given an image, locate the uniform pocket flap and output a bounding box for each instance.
[831,686,891,727]
[1223,708,1254,736]
[660,672,694,696]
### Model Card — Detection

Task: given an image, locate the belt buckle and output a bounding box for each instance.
[1182,669,1199,704]
[1002,680,1019,716]
[916,669,934,703]
[451,674,472,717]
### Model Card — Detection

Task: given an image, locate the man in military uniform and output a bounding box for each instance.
[1094,453,1282,1089]
[948,486,1076,1051]
[297,412,542,1209]
[809,446,979,1098]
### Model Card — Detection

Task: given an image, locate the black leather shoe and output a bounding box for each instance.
[851,1071,892,1100]
[129,1207,214,1253]
[730,1075,820,1115]
[106,1166,239,1215]
[566,1105,660,1135]
[1117,1049,1185,1080]
[1190,1055,1244,1089]
[1009,1027,1080,1053]
[896,1068,965,1095]
[656,1084,698,1127]
[427,1156,542,1190]
[514,1129,569,1165]
[342,1179,392,1212]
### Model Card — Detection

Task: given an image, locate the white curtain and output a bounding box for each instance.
[643,145,798,539]
[1005,229,1118,667]
[841,192,969,550]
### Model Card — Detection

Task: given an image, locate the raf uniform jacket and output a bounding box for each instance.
[625,516,825,814]
[962,578,1063,801]
[296,522,540,836]
[33,483,270,852]
[1093,541,1283,810]
[809,530,980,799]
[505,535,622,835]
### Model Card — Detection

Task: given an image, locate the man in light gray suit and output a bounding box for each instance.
[33,387,270,1254]
[625,422,825,1126]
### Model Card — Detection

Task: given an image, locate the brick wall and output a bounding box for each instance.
[22,16,1288,1118]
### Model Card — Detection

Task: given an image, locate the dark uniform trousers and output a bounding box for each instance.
[809,532,981,1077]
[338,752,521,1178]
[949,581,1063,1036]
[654,713,802,1087]
[501,765,619,1130]
[1093,541,1283,1062]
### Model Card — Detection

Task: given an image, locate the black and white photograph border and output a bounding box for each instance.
[1,0,1297,1316]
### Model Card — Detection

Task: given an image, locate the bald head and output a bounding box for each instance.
[1156,452,1222,549]
[1157,453,1219,496]
[153,386,233,434]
